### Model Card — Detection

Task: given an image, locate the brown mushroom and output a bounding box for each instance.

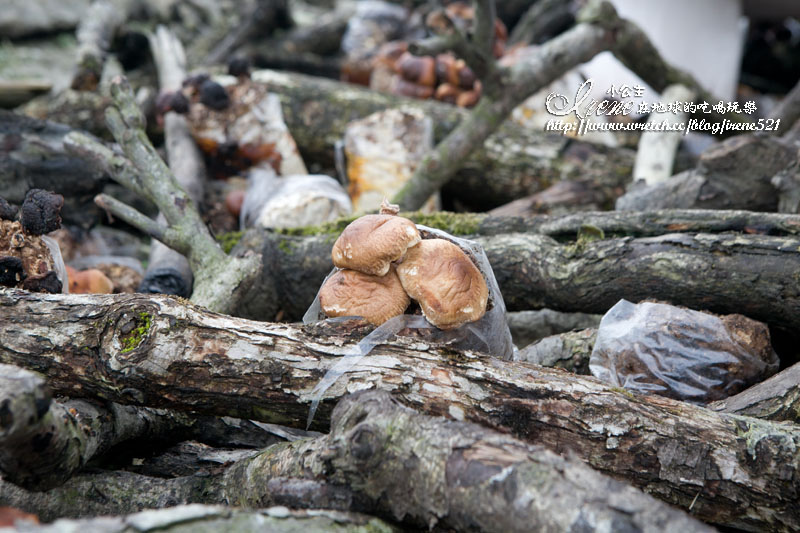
[332,214,420,276]
[435,83,461,104]
[396,238,488,330]
[456,85,481,108]
[66,265,114,294]
[395,52,437,87]
[319,267,410,325]
[389,75,435,99]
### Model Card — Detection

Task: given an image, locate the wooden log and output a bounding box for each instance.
[709,363,800,423]
[0,289,798,531]
[514,327,597,374]
[1,505,398,533]
[507,309,601,349]
[220,390,712,533]
[252,69,634,211]
[0,391,711,532]
[617,134,797,212]
[0,364,284,491]
[234,226,800,338]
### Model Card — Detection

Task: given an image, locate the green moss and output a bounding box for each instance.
[277,211,483,238]
[577,224,605,243]
[217,231,244,254]
[407,211,483,235]
[609,386,636,399]
[120,312,152,354]
[278,216,358,237]
[277,238,295,254]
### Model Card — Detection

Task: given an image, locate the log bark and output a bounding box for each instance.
[0,470,219,521]
[1,391,711,532]
[507,309,601,349]
[709,362,800,423]
[3,505,398,533]
[1,289,798,531]
[617,134,797,212]
[220,390,712,533]
[252,69,634,211]
[0,364,284,491]
[236,226,800,337]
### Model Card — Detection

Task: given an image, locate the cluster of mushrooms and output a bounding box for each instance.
[318,204,489,330]
[353,2,508,108]
[0,190,64,294]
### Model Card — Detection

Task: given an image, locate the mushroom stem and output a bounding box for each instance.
[379,198,400,215]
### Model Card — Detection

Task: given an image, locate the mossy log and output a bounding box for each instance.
[234,224,800,339]
[252,69,634,211]
[0,289,798,531]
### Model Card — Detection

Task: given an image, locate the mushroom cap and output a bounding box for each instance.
[332,214,421,276]
[396,238,488,330]
[319,267,410,326]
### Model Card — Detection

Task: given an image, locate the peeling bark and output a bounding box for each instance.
[0,289,798,530]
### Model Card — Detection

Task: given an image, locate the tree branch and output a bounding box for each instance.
[65,77,262,314]
[94,193,169,246]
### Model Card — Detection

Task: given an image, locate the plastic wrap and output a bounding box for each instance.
[41,235,68,294]
[589,300,779,403]
[303,225,513,426]
[304,225,513,356]
[239,168,352,230]
[340,1,408,57]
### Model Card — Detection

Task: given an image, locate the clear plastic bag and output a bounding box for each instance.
[303,225,514,426]
[239,168,352,230]
[589,300,779,403]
